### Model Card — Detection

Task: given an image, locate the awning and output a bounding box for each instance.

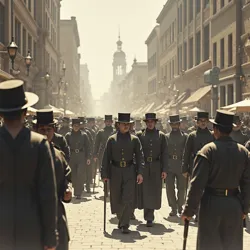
[0,69,14,81]
[144,102,155,113]
[44,105,63,116]
[132,106,145,117]
[183,86,211,105]
[154,101,167,112]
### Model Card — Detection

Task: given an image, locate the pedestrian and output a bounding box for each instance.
[34,109,72,250]
[166,115,188,216]
[136,113,167,226]
[182,110,250,250]
[230,115,249,145]
[58,117,71,136]
[0,80,58,250]
[182,111,214,221]
[101,113,144,233]
[65,118,91,199]
[180,116,189,133]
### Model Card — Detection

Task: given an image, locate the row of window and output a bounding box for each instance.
[160,58,175,82]
[160,21,176,54]
[148,78,157,94]
[46,0,58,24]
[148,53,157,71]
[45,12,57,48]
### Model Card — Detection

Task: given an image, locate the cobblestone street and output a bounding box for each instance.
[65,187,250,250]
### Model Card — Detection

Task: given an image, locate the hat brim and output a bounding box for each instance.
[32,118,58,125]
[209,119,236,127]
[117,120,133,124]
[168,119,182,124]
[143,119,158,122]
[0,92,39,112]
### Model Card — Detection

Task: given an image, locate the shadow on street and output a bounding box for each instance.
[136,223,174,235]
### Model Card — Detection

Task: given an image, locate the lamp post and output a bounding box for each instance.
[24,51,32,76]
[7,37,18,70]
[44,72,50,106]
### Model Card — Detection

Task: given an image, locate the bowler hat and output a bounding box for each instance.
[209,110,235,127]
[104,115,113,121]
[117,113,132,123]
[72,118,81,125]
[143,113,158,122]
[197,112,209,120]
[168,114,182,124]
[33,109,58,125]
[0,79,38,112]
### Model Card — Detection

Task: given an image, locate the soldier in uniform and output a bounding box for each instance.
[58,117,71,136]
[34,109,72,250]
[182,111,214,221]
[180,116,189,133]
[182,110,250,250]
[166,115,188,216]
[230,115,249,145]
[101,113,144,234]
[65,118,91,199]
[137,113,168,227]
[0,80,58,250]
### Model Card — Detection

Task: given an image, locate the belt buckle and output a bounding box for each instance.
[120,161,126,167]
[75,149,80,153]
[225,189,228,196]
[147,157,153,162]
[172,155,178,160]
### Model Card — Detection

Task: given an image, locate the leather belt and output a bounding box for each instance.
[205,187,239,197]
[112,160,133,168]
[71,149,83,154]
[145,157,160,163]
[168,155,180,160]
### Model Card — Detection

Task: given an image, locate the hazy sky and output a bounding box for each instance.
[61,0,166,99]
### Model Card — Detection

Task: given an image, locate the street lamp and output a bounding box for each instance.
[44,72,50,106]
[25,50,32,76]
[7,36,18,70]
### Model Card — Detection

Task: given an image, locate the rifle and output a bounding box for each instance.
[183,219,189,250]
[103,181,108,233]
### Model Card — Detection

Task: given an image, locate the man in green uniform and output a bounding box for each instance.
[34,109,72,250]
[137,113,168,227]
[0,80,58,250]
[230,115,249,145]
[182,110,250,250]
[65,118,91,199]
[182,111,214,221]
[101,113,144,233]
[166,115,188,216]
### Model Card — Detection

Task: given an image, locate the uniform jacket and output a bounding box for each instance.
[0,127,58,250]
[52,133,70,162]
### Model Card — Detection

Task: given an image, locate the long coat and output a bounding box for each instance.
[0,127,58,250]
[183,136,250,250]
[137,128,168,210]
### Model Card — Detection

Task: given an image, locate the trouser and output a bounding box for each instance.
[166,172,186,211]
[71,162,85,196]
[85,163,93,191]
[144,208,154,221]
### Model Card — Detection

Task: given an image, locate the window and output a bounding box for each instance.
[228,84,234,105]
[23,28,27,56]
[220,38,225,69]
[196,31,201,65]
[213,42,217,66]
[0,3,5,44]
[172,58,175,77]
[184,41,187,70]
[221,0,225,8]
[189,0,193,23]
[196,0,201,14]
[213,0,217,14]
[28,0,31,12]
[220,86,226,107]
[203,25,210,61]
[172,22,175,43]
[178,5,183,32]
[184,0,187,26]
[15,18,21,48]
[228,34,233,66]
[189,37,193,68]
[33,41,37,62]
[28,34,32,55]
[204,0,210,8]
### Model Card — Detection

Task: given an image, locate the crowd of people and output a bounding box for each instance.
[0,79,250,250]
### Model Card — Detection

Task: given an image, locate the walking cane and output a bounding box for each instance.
[103,180,107,233]
[243,218,247,228]
[93,159,98,194]
[183,219,189,250]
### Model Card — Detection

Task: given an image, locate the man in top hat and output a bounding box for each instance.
[182,110,250,250]
[58,117,71,136]
[0,80,58,250]
[182,111,214,221]
[230,115,249,145]
[65,118,91,199]
[180,116,189,133]
[166,115,188,216]
[136,113,168,227]
[101,113,144,233]
[34,109,72,250]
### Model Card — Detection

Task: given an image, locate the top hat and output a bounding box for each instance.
[143,113,158,122]
[0,79,38,112]
[104,115,113,121]
[87,117,95,123]
[117,113,132,123]
[197,112,209,120]
[209,110,235,127]
[233,115,241,124]
[72,118,81,125]
[168,114,182,124]
[33,109,58,125]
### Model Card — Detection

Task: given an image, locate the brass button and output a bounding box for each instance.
[122,158,125,160]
